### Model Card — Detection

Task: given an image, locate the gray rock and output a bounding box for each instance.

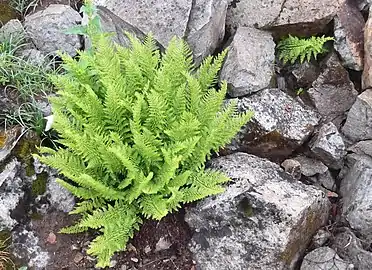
[342,89,372,143]
[186,0,228,65]
[291,62,320,89]
[317,170,336,191]
[292,156,328,177]
[312,229,332,248]
[220,27,275,97]
[11,228,50,269]
[310,122,346,169]
[300,247,353,270]
[333,2,364,71]
[340,158,372,240]
[0,19,25,44]
[94,0,192,47]
[24,4,82,56]
[18,49,47,66]
[0,159,23,230]
[230,88,320,158]
[358,0,371,10]
[331,227,372,270]
[281,159,301,180]
[308,53,358,125]
[0,126,24,164]
[348,140,372,157]
[227,0,340,37]
[186,152,330,270]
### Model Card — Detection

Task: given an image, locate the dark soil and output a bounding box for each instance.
[29,209,195,270]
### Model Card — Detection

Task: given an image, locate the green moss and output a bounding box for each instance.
[31,172,48,196]
[0,3,18,24]
[13,132,40,177]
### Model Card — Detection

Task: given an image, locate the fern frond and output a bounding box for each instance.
[277,35,334,64]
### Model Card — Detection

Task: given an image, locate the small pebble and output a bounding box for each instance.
[110,260,117,267]
[120,265,127,270]
[131,257,139,263]
[144,245,151,254]
[73,252,84,264]
[155,237,172,252]
[127,243,137,253]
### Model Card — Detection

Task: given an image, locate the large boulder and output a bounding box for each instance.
[24,4,82,56]
[300,247,352,270]
[333,1,364,71]
[220,27,275,97]
[185,153,330,270]
[307,53,358,125]
[228,88,320,159]
[342,89,372,143]
[226,0,340,36]
[340,157,372,240]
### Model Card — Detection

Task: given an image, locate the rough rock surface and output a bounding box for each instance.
[24,4,82,56]
[186,0,228,65]
[308,53,358,125]
[300,247,352,270]
[227,0,340,36]
[0,19,25,41]
[186,153,330,270]
[292,156,328,177]
[316,170,336,191]
[310,122,346,169]
[333,1,364,71]
[229,88,320,158]
[94,0,192,47]
[291,62,320,89]
[340,157,372,240]
[342,89,372,143]
[281,159,301,180]
[220,27,275,97]
[363,7,372,89]
[0,126,23,163]
[348,140,372,157]
[331,228,372,270]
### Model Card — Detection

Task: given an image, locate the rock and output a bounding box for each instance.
[310,122,346,169]
[185,152,330,270]
[18,49,47,66]
[24,4,82,56]
[308,53,358,125]
[359,0,371,11]
[342,89,372,143]
[186,0,228,65]
[11,228,50,269]
[312,229,332,248]
[220,27,275,97]
[155,237,172,252]
[73,252,84,263]
[331,227,372,270]
[333,1,364,71]
[292,156,328,177]
[0,159,24,230]
[291,62,320,89]
[0,19,25,42]
[281,159,301,180]
[348,140,372,157]
[363,7,372,90]
[0,126,24,164]
[340,158,372,240]
[227,0,340,37]
[94,0,192,47]
[316,170,336,191]
[229,88,320,159]
[300,247,352,270]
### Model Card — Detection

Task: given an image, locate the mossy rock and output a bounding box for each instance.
[13,131,40,177]
[31,172,48,196]
[0,3,18,25]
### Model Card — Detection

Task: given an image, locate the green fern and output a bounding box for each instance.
[277,35,334,64]
[34,1,253,267]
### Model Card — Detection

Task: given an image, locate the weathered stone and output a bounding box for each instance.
[291,62,320,89]
[229,89,320,159]
[292,156,328,177]
[94,0,192,47]
[186,0,228,65]
[300,247,352,270]
[358,0,371,10]
[331,227,372,270]
[83,6,164,51]
[310,122,346,169]
[220,27,275,97]
[281,159,301,180]
[348,140,372,157]
[0,19,25,42]
[186,153,330,270]
[312,229,332,248]
[317,170,336,191]
[24,4,82,56]
[333,1,364,71]
[0,126,23,164]
[18,49,46,66]
[340,157,372,240]
[0,159,23,230]
[308,53,358,125]
[227,0,340,37]
[342,89,372,143]
[363,8,372,89]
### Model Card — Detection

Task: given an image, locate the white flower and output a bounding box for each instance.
[44,115,54,132]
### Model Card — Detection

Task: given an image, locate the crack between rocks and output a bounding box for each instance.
[264,0,288,29]
[184,0,197,38]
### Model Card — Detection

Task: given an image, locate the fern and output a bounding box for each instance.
[277,35,334,64]
[35,1,253,267]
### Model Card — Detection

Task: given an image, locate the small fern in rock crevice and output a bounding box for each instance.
[277,35,334,64]
[35,1,253,267]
